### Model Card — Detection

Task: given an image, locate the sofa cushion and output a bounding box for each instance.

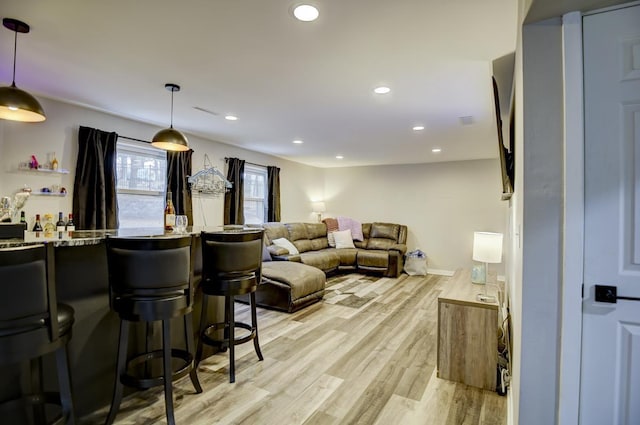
[357,249,390,269]
[370,223,400,241]
[367,238,394,251]
[299,251,340,272]
[262,262,325,301]
[272,238,299,255]
[263,222,289,245]
[333,247,357,266]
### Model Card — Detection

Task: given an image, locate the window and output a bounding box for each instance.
[116,140,167,228]
[243,164,268,224]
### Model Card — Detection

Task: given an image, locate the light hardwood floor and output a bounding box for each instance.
[82,273,506,425]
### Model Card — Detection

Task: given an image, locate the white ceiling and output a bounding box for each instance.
[1,0,517,168]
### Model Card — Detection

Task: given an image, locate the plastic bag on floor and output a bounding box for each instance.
[404,249,428,276]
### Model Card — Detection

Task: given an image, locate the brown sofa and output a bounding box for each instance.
[263,221,408,278]
[242,221,408,313]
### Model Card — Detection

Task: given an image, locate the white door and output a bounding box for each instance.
[581,4,640,425]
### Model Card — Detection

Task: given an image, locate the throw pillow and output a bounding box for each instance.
[323,217,339,247]
[271,237,300,255]
[262,243,272,262]
[327,232,336,247]
[333,229,356,249]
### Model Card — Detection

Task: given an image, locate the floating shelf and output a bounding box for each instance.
[31,192,67,197]
[17,167,70,175]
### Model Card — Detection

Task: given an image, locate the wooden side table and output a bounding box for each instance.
[437,268,499,391]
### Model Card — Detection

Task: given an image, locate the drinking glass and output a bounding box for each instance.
[175,215,188,233]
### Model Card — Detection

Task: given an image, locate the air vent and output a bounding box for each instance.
[459,116,474,125]
[193,106,219,116]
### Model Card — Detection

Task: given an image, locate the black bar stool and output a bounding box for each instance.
[105,235,202,425]
[0,244,75,425]
[196,230,264,383]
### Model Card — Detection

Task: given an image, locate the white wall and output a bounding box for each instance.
[0,98,508,275]
[508,13,565,425]
[0,97,324,227]
[323,160,508,274]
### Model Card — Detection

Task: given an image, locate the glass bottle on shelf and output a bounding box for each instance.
[164,191,175,231]
[56,212,66,230]
[20,211,26,225]
[32,214,43,237]
[51,152,59,171]
[43,213,55,238]
[66,213,75,232]
[56,212,66,238]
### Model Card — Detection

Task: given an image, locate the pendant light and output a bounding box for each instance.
[0,18,46,122]
[151,83,189,151]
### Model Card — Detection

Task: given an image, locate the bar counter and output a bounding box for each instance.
[0,226,252,418]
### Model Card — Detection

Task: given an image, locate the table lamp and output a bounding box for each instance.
[471,231,503,301]
[312,201,326,222]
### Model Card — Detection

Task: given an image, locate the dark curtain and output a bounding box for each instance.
[224,158,245,225]
[72,126,119,230]
[267,166,281,222]
[167,150,193,224]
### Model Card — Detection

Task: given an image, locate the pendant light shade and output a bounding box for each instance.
[151,83,189,152]
[0,18,46,122]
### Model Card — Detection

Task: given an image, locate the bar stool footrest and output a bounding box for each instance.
[0,391,67,425]
[201,321,257,347]
[121,348,194,389]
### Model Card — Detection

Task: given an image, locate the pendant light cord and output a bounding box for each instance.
[170,88,174,129]
[11,28,17,86]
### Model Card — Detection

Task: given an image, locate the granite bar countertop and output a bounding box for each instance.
[0,226,259,248]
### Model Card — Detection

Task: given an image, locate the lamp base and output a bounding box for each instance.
[471,263,486,284]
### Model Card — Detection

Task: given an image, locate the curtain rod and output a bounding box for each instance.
[224,157,270,168]
[119,135,151,144]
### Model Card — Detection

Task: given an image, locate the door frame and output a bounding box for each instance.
[560,10,584,425]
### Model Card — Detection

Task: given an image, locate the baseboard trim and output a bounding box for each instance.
[427,269,455,276]
[424,269,506,281]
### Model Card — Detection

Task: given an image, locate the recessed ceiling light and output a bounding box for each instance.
[293,140,304,144]
[432,148,442,153]
[293,4,319,22]
[413,125,425,131]
[336,155,344,159]
[374,86,391,95]
[225,115,238,121]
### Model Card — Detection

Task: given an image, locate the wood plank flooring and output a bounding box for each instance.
[81,273,506,425]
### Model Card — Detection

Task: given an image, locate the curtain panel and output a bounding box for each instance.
[72,126,119,230]
[267,166,281,222]
[167,150,193,224]
[224,158,245,225]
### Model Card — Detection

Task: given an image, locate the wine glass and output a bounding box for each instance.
[175,215,188,233]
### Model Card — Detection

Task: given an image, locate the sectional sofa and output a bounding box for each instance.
[247,221,408,312]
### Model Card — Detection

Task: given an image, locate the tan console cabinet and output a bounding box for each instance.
[437,269,498,391]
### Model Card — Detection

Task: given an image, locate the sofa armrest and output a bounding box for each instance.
[389,243,407,255]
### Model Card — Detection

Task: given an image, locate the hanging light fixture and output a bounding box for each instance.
[0,18,46,122]
[151,83,189,151]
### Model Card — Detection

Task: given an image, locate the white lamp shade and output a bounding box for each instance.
[472,232,503,263]
[312,201,326,213]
